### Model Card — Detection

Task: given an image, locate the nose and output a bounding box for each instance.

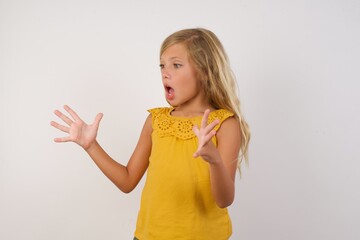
[161,67,170,80]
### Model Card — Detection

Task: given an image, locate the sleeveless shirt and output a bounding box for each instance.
[134,107,234,240]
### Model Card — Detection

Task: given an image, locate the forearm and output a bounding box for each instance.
[193,113,239,208]
[52,107,151,193]
[85,141,133,193]
[209,158,235,208]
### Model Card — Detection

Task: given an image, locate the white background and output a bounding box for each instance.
[1,0,359,239]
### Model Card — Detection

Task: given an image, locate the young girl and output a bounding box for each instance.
[51,28,250,240]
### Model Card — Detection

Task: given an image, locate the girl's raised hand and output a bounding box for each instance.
[50,105,103,150]
[192,109,220,163]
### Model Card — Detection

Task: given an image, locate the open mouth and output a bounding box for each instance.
[164,85,174,100]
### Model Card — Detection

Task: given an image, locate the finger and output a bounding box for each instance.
[54,136,72,143]
[64,105,82,122]
[91,113,103,133]
[193,131,215,158]
[200,109,211,128]
[50,121,70,133]
[195,128,217,150]
[54,110,73,126]
[203,119,220,134]
[192,124,200,136]
[200,129,216,145]
[93,113,103,127]
[203,129,217,143]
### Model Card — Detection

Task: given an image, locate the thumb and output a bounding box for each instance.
[94,113,103,126]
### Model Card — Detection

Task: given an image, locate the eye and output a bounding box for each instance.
[159,64,165,69]
[174,63,182,69]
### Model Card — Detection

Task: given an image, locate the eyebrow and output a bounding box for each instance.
[160,57,184,61]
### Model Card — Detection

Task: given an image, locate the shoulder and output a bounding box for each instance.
[209,109,235,132]
[141,112,153,135]
[215,112,241,145]
[217,116,240,133]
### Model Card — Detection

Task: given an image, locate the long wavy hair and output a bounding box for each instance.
[160,28,250,169]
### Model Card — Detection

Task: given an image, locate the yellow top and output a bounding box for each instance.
[134,107,234,240]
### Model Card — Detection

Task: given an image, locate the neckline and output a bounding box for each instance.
[167,107,219,119]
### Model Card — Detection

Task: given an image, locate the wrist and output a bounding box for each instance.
[84,141,99,153]
[208,157,223,167]
[206,150,223,166]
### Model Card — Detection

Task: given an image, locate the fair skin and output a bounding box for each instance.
[51,43,240,208]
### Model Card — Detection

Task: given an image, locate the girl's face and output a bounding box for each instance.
[160,43,205,109]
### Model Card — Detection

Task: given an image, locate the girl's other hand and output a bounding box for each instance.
[192,109,220,163]
[50,105,103,150]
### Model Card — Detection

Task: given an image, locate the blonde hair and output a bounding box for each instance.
[160,28,250,169]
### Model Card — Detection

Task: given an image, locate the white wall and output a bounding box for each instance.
[1,0,359,239]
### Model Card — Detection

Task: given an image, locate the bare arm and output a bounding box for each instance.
[193,110,240,208]
[51,105,152,193]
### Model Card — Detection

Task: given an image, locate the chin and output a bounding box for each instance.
[166,99,178,107]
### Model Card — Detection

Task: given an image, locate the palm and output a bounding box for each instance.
[51,105,103,150]
[68,120,97,148]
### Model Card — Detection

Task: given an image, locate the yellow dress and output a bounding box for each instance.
[134,107,234,240]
